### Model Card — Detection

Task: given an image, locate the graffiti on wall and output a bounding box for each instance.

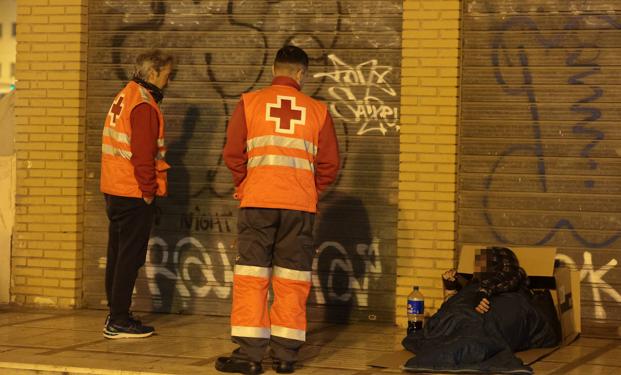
[312,238,382,307]
[123,236,383,312]
[97,235,384,313]
[314,54,399,135]
[484,13,621,248]
[556,251,621,320]
[146,237,232,309]
[88,0,401,321]
[462,1,621,327]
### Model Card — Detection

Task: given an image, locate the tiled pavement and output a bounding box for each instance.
[0,306,619,374]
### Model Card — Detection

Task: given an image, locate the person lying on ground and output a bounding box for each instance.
[402,246,560,374]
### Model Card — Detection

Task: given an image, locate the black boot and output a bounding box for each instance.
[272,360,296,374]
[215,357,263,375]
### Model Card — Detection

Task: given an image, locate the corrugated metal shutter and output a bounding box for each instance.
[84,0,402,324]
[459,0,621,336]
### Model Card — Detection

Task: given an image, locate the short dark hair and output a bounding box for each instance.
[133,49,174,80]
[274,45,309,72]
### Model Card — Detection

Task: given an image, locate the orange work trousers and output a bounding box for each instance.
[230,208,315,362]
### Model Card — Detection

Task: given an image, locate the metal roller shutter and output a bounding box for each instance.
[84,0,402,324]
[459,0,621,336]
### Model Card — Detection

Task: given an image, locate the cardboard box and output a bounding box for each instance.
[369,245,580,369]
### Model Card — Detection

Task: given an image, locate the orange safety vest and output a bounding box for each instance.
[239,84,327,213]
[100,81,170,198]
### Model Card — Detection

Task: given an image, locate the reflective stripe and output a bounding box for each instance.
[231,326,271,339]
[273,266,311,282]
[102,143,132,159]
[102,127,131,145]
[271,325,305,341]
[248,155,314,173]
[234,265,271,279]
[103,127,165,160]
[247,135,317,156]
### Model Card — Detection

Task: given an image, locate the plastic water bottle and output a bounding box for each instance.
[407,286,424,334]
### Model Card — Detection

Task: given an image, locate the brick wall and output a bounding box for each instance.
[12,0,87,307]
[397,0,461,326]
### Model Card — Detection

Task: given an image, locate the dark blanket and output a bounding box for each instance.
[402,284,559,374]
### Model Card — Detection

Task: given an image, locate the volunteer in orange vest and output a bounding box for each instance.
[100,49,173,339]
[216,45,340,375]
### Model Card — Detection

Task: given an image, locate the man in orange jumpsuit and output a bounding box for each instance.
[216,45,340,374]
[100,49,173,339]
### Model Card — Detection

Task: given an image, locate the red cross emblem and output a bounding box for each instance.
[266,95,306,134]
[108,95,125,127]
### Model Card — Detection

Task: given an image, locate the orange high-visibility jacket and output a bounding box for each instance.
[100,81,170,198]
[238,84,328,213]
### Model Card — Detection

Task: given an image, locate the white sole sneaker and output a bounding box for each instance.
[103,326,154,339]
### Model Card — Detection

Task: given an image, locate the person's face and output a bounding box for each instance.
[148,64,173,90]
[474,250,487,273]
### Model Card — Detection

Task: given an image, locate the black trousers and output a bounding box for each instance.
[104,194,156,323]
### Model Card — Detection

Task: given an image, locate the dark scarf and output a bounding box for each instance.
[132,77,164,103]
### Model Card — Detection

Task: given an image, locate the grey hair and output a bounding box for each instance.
[132,49,174,81]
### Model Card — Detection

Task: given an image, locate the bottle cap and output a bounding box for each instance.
[413,286,419,291]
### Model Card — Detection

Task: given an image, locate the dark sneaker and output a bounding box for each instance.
[103,320,154,339]
[102,312,142,331]
[215,356,263,374]
[128,311,142,325]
